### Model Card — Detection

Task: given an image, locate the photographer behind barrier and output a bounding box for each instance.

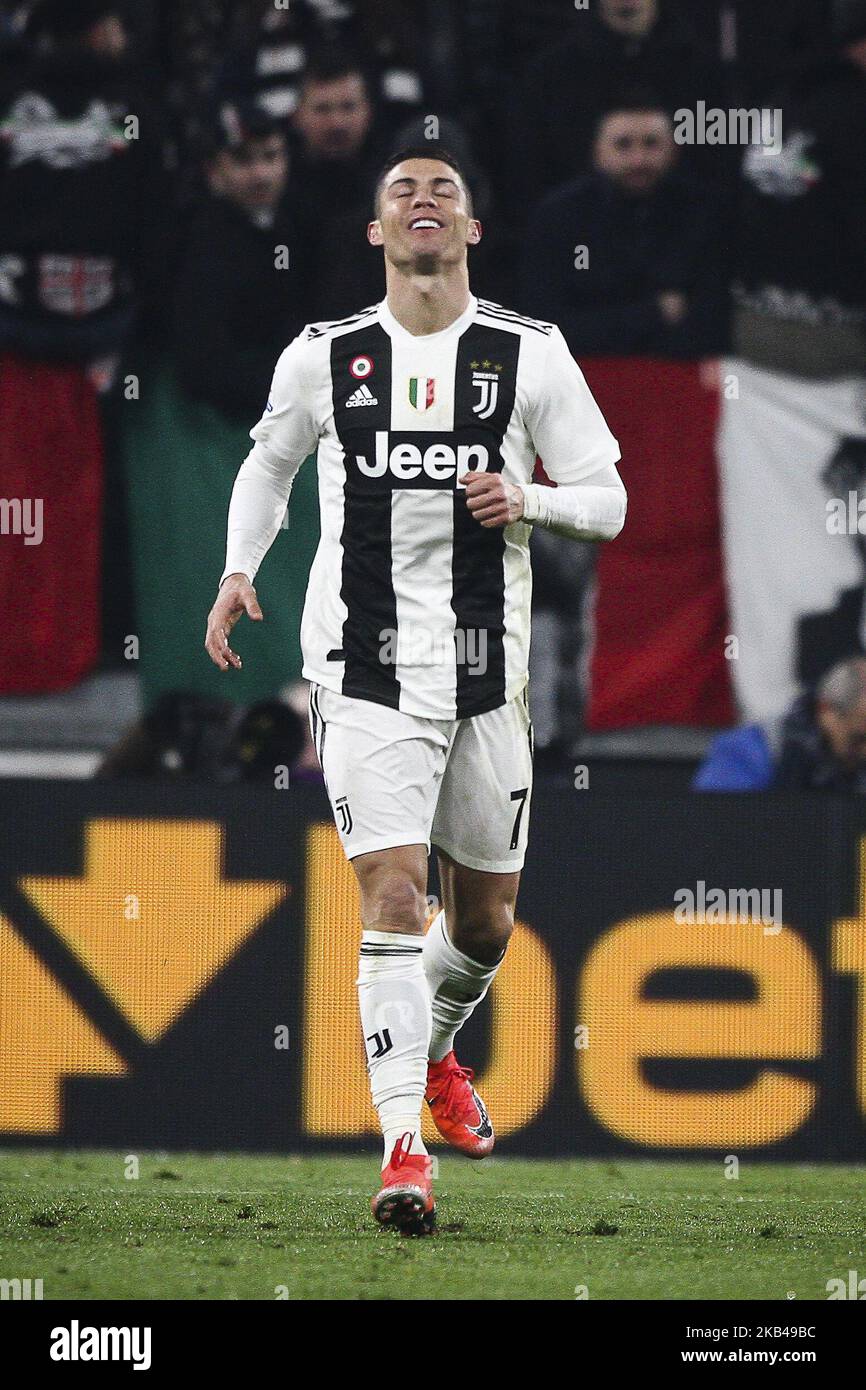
[694,656,866,791]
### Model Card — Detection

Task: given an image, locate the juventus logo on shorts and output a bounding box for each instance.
[471,364,502,420]
[335,795,354,835]
[366,1027,393,1059]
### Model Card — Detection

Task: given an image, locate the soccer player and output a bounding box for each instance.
[206,146,626,1234]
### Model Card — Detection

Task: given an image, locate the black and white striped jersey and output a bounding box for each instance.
[223,295,620,720]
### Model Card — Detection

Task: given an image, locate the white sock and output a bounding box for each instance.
[422,910,504,1063]
[357,930,431,1166]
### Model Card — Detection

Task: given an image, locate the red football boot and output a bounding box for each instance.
[371,1133,436,1235]
[426,1052,494,1158]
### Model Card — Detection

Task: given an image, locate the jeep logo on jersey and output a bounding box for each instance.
[354,432,489,484]
[408,377,435,411]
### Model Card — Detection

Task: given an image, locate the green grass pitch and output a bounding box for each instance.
[0,1150,863,1301]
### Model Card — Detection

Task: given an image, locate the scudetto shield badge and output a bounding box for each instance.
[408,377,436,411]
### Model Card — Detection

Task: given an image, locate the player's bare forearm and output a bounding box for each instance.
[460,471,525,528]
[204,573,263,671]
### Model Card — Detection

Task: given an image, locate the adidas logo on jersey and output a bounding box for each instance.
[355,431,489,482]
[346,384,378,408]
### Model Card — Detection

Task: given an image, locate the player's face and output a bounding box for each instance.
[369,159,481,272]
[593,112,675,195]
[208,135,288,213]
[294,75,372,160]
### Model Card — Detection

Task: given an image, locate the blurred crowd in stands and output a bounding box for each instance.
[2,0,866,787]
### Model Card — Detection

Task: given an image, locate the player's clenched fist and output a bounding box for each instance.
[459,471,525,528]
[204,573,263,671]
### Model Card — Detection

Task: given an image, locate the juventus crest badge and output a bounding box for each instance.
[470,361,502,420]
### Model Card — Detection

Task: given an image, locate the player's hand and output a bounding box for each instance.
[204,574,263,671]
[460,472,525,528]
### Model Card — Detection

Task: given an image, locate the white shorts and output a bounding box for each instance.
[308,684,534,873]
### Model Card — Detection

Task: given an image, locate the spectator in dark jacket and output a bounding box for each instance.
[0,0,168,662]
[694,657,866,791]
[723,0,833,107]
[219,1,424,134]
[520,97,728,358]
[288,47,385,318]
[173,103,309,420]
[0,0,166,368]
[519,0,723,204]
[730,2,866,378]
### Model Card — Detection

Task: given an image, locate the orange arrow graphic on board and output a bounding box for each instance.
[0,914,126,1133]
[19,818,288,1043]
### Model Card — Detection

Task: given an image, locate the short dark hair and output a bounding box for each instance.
[300,44,369,93]
[373,144,471,216]
[593,86,669,135]
[208,101,284,157]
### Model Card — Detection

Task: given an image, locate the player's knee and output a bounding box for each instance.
[449,901,514,963]
[365,872,427,934]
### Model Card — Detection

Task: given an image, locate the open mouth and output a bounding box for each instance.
[408,217,444,230]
